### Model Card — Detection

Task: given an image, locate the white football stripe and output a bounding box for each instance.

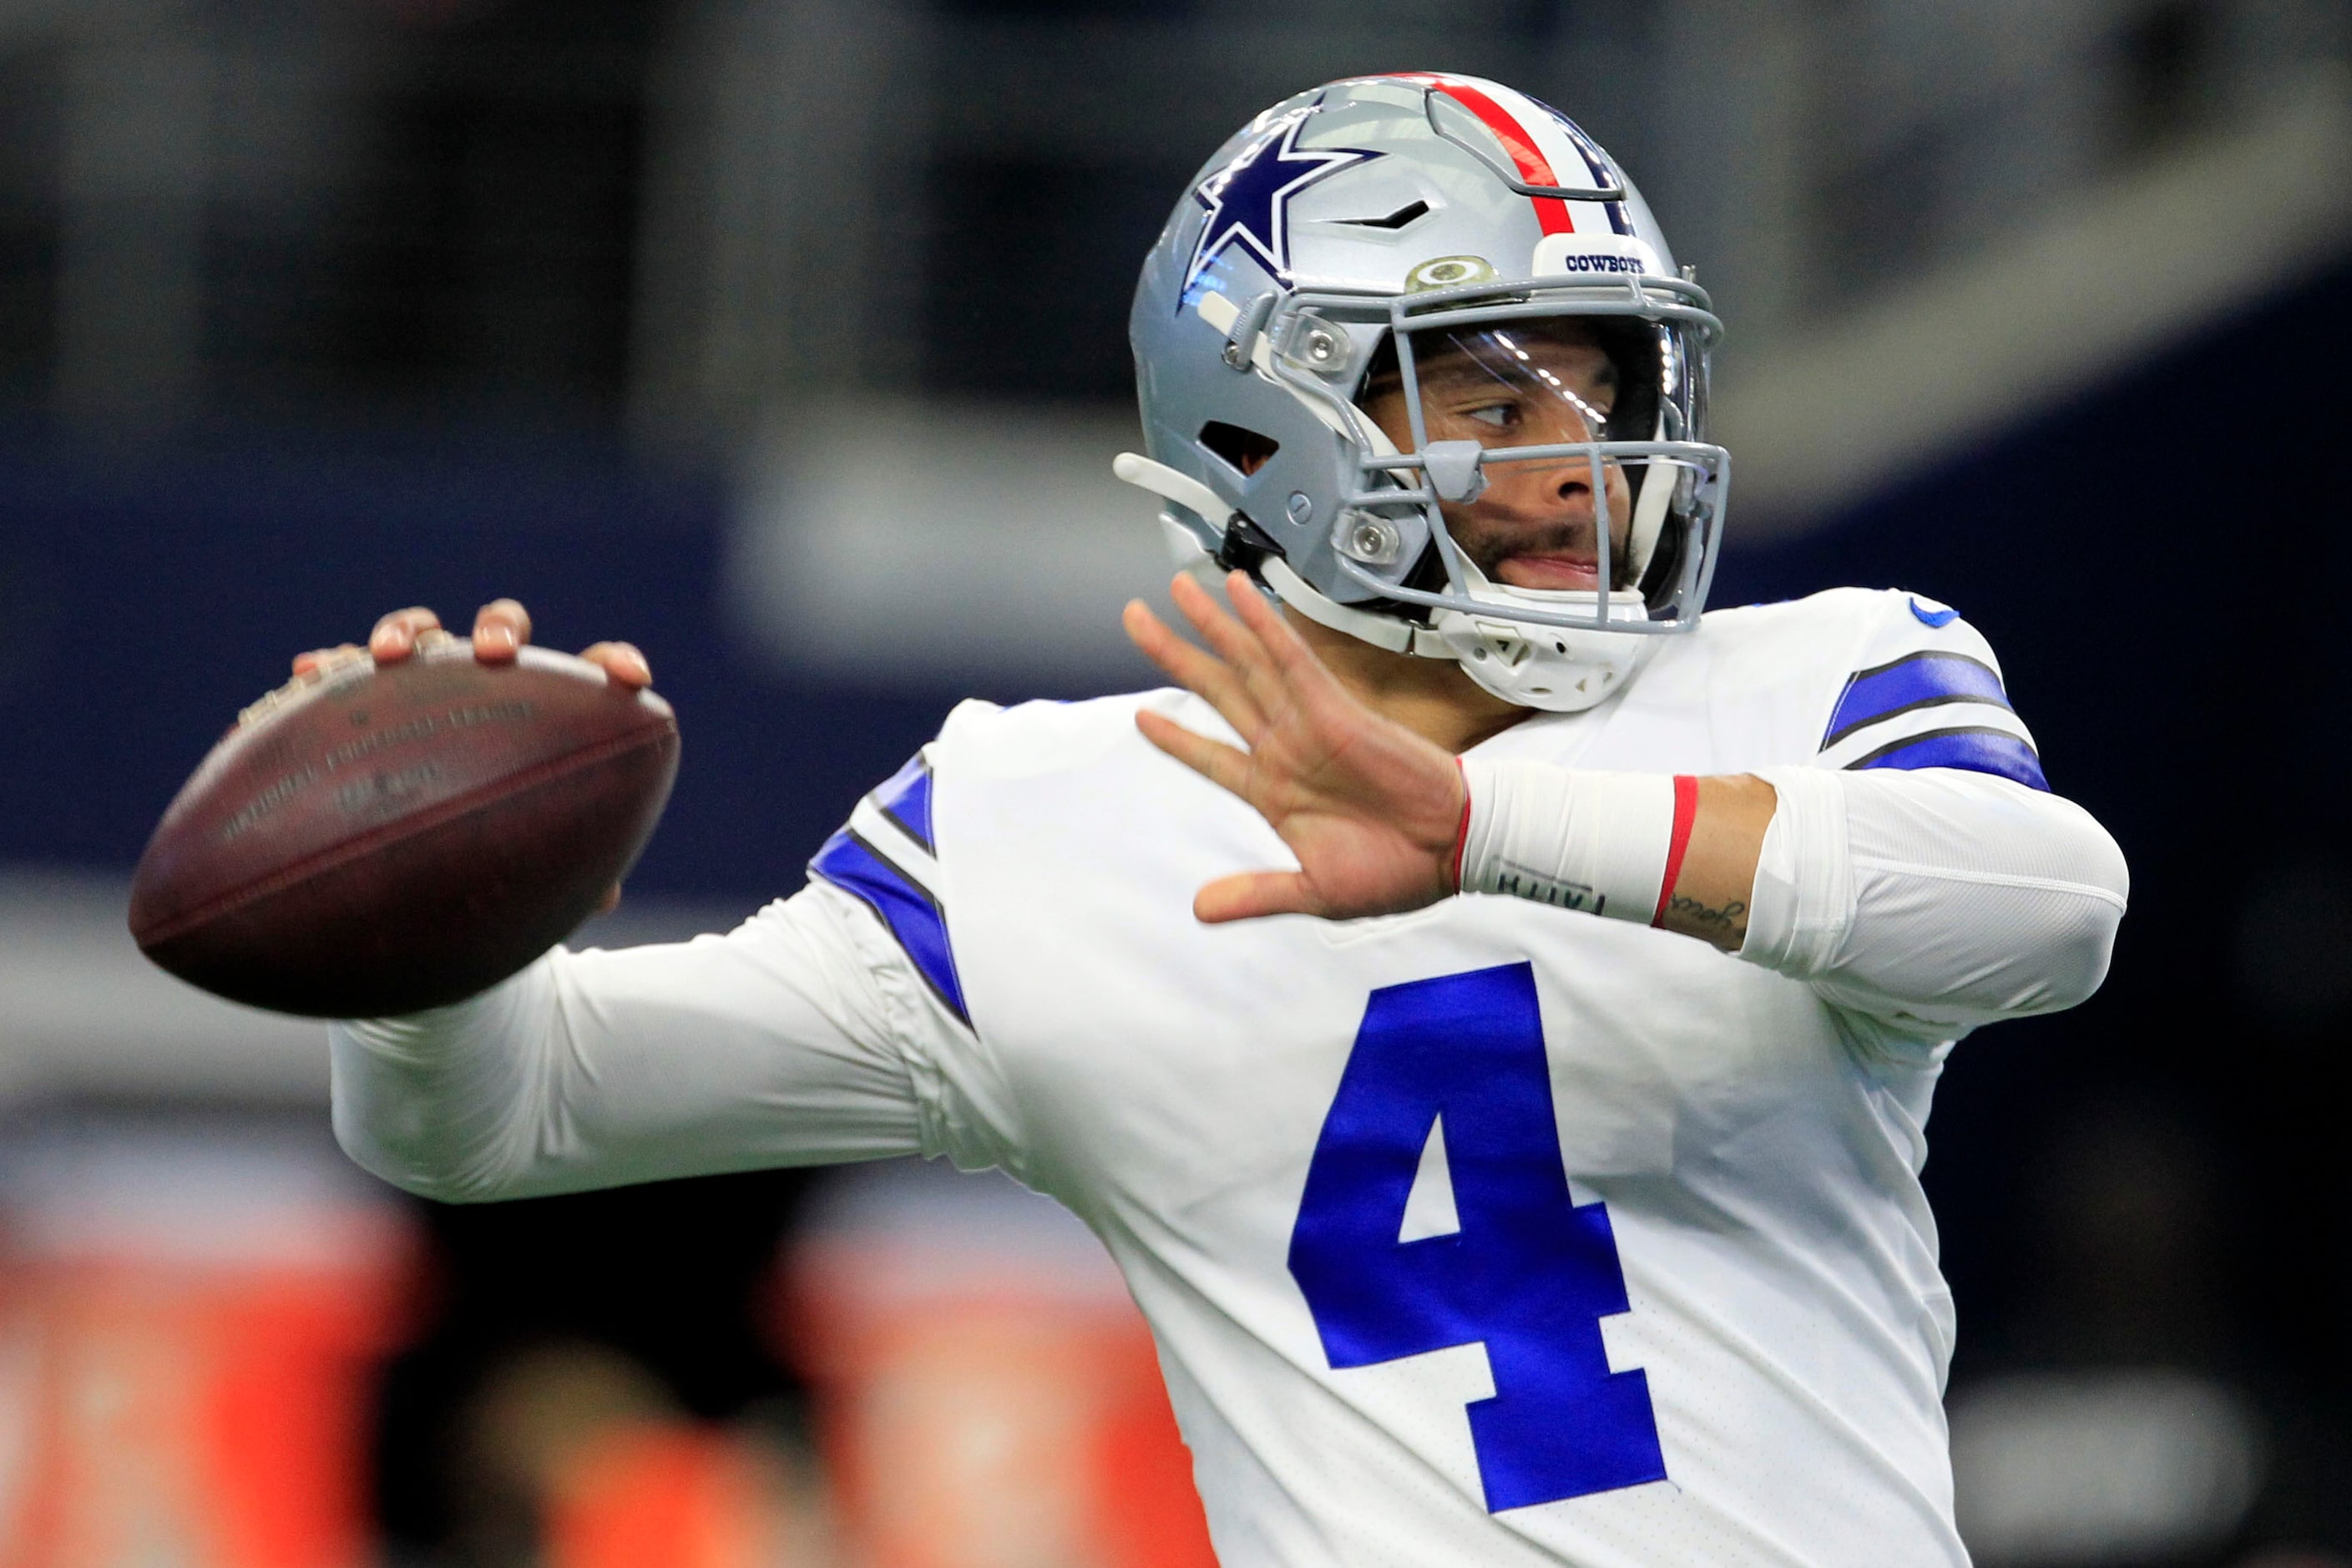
[848,794,941,896]
[1817,700,2036,771]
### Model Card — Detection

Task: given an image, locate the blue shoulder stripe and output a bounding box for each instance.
[871,751,935,852]
[1823,652,2011,748]
[1847,726,2050,792]
[810,828,969,1024]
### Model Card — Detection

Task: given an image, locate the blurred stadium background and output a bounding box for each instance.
[0,1,2348,1563]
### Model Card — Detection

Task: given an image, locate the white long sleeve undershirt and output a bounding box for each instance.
[331,766,2126,1204]
[331,880,939,1203]
[1739,766,2127,1034]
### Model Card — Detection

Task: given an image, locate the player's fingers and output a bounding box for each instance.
[1136,707,1256,800]
[369,607,443,664]
[1163,577,1302,741]
[291,643,363,677]
[1224,571,1342,690]
[1171,571,1302,723]
[1221,569,1403,754]
[1193,870,1318,924]
[1169,570,1276,682]
[473,599,534,663]
[580,641,653,688]
[1124,599,1265,740]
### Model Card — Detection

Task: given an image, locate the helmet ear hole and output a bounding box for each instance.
[1199,422,1280,477]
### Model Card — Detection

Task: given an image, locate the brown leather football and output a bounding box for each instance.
[129,639,680,1017]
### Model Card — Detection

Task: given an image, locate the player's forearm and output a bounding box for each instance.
[1455,763,1772,951]
[330,887,932,1202]
[331,961,557,1202]
[1454,760,2127,1028]
[1655,775,1775,947]
[1739,766,2128,1028]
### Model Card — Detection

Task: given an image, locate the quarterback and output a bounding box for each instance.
[323,76,2127,1565]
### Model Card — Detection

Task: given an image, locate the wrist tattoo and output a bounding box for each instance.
[1667,893,1746,933]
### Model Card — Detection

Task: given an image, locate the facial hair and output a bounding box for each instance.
[1447,493,1639,590]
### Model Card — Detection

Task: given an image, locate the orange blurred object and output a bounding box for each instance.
[0,1124,421,1568]
[545,1422,780,1568]
[780,1165,1218,1568]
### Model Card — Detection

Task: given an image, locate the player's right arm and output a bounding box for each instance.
[315,603,973,1203]
[330,883,945,1201]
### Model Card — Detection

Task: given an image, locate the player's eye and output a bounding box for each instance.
[1461,402,1520,430]
[1557,387,1613,436]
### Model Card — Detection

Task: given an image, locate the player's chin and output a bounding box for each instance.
[1492,556,1602,591]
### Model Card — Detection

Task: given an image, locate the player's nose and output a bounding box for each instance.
[1514,455,1604,518]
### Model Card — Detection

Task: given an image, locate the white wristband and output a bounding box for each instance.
[1455,760,1696,925]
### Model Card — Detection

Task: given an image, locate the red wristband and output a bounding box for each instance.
[1649,775,1700,927]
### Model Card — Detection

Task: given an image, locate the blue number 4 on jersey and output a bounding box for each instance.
[1288,962,1668,1511]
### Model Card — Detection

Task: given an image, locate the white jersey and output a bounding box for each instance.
[332,587,2129,1568]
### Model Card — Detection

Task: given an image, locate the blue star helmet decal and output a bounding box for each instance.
[1183,108,1381,297]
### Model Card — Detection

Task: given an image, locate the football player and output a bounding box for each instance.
[322,75,2127,1565]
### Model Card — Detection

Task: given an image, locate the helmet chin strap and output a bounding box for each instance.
[1260,555,1455,658]
[1114,453,1455,660]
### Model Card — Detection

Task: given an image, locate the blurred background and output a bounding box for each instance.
[0,1,2347,1563]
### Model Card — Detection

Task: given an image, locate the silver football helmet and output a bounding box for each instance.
[1120,73,1728,711]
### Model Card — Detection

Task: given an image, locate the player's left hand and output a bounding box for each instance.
[1124,571,1466,923]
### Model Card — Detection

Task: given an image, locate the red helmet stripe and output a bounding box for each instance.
[1392,73,1575,235]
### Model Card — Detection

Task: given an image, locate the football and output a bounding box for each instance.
[129,637,680,1018]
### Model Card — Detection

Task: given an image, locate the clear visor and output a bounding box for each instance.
[1355,317,1661,594]
[1393,320,1639,447]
